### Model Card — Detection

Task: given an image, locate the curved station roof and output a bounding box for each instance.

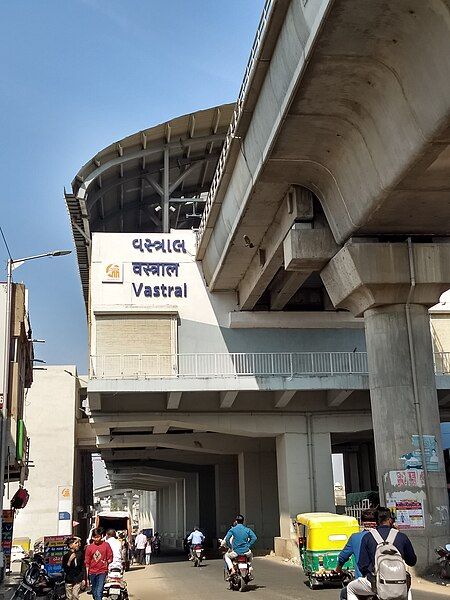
[66,104,234,304]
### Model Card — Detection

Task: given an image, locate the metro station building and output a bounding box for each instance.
[67,1,450,567]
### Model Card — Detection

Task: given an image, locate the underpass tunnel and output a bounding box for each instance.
[92,412,376,555]
[100,434,282,552]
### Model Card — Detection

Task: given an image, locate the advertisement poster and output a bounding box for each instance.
[387,498,424,529]
[44,535,66,575]
[2,510,14,571]
[411,435,440,471]
[401,435,441,471]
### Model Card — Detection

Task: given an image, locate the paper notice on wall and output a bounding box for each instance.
[386,491,425,530]
[387,469,425,488]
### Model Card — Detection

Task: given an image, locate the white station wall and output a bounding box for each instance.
[90,231,366,359]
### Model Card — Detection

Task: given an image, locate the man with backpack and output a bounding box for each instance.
[346,507,416,600]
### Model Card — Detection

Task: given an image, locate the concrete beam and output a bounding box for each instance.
[153,423,170,434]
[274,390,296,409]
[98,432,274,454]
[91,411,373,437]
[269,270,309,311]
[283,227,339,272]
[327,390,353,408]
[238,187,313,309]
[88,392,101,411]
[321,242,450,317]
[89,372,369,394]
[167,392,182,410]
[101,448,235,465]
[219,390,238,409]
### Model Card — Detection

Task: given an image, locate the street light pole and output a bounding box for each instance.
[0,249,71,579]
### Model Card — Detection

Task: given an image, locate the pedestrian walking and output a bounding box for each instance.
[145,540,152,565]
[134,530,147,565]
[85,528,113,600]
[62,537,85,600]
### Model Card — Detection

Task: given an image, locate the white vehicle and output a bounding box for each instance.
[11,545,27,562]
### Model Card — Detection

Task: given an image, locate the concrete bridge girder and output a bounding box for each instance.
[200,0,450,293]
[90,411,373,438]
[97,432,276,454]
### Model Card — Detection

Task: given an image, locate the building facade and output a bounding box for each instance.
[7,366,92,547]
[0,283,33,488]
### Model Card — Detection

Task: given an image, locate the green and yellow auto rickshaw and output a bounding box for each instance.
[296,512,359,589]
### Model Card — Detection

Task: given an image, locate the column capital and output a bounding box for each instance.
[321,241,450,316]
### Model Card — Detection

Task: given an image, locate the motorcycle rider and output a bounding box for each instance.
[105,529,122,570]
[223,515,257,579]
[187,526,205,560]
[345,507,416,600]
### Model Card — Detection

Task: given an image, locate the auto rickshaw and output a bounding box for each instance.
[296,512,360,589]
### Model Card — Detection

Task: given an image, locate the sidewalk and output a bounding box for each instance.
[0,565,21,600]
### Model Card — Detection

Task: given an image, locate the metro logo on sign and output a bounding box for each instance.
[102,262,123,283]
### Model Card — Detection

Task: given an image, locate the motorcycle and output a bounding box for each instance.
[435,544,450,580]
[226,555,253,592]
[191,545,205,567]
[12,554,66,600]
[103,566,128,600]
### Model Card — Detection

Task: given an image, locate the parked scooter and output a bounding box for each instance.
[103,566,128,600]
[191,544,205,567]
[12,554,66,600]
[435,545,450,580]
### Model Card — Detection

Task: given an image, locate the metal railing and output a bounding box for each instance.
[435,351,450,374]
[89,351,450,379]
[197,0,275,244]
[90,351,369,379]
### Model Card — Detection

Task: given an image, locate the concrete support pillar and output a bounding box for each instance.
[215,460,239,539]
[138,491,155,530]
[321,241,450,570]
[184,474,199,536]
[238,451,279,551]
[275,430,334,557]
[175,479,185,546]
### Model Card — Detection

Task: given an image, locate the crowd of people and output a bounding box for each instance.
[59,507,417,600]
[61,529,161,600]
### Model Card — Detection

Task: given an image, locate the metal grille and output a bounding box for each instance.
[90,351,369,379]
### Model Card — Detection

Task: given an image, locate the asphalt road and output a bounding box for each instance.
[124,553,448,600]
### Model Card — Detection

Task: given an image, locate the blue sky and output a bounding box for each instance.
[0,0,265,372]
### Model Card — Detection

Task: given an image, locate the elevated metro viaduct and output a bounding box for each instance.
[68,0,450,569]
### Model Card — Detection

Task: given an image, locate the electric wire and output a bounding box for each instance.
[0,225,12,261]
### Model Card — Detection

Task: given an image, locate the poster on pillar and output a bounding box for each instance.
[400,435,441,472]
[386,493,425,530]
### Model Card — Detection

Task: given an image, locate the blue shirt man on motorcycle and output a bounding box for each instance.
[223,515,257,576]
